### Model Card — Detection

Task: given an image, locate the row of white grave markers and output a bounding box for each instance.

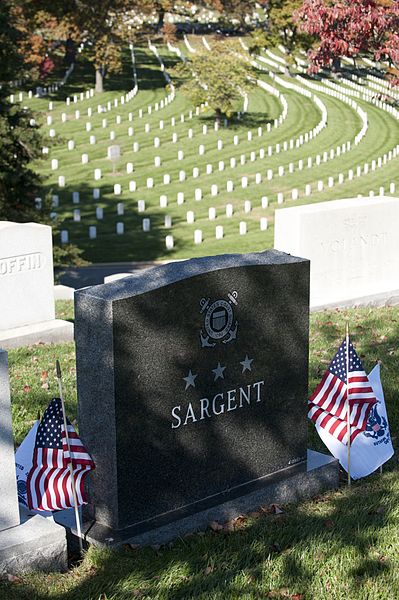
[60,216,270,247]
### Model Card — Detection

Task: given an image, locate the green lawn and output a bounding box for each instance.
[2,304,398,599]
[15,43,399,264]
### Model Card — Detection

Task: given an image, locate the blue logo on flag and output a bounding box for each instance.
[363,403,387,440]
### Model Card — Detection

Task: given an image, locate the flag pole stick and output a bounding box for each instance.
[346,321,351,487]
[56,360,83,554]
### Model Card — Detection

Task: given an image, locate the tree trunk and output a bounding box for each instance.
[95,67,104,93]
[215,108,222,125]
[157,9,165,31]
[332,57,341,72]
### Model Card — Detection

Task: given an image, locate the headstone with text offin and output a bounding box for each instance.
[274,196,399,309]
[75,250,338,547]
[0,222,73,348]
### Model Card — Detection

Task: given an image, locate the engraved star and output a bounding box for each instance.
[212,362,226,381]
[240,355,254,373]
[183,369,197,390]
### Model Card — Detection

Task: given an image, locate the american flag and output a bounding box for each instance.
[308,338,377,445]
[27,398,95,511]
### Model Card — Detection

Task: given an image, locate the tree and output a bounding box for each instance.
[266,0,314,68]
[294,0,399,81]
[171,40,256,122]
[0,0,46,222]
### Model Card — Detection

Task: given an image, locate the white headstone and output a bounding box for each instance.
[179,170,186,182]
[73,209,81,222]
[117,202,124,216]
[94,168,101,181]
[241,176,248,189]
[67,140,75,151]
[177,192,184,205]
[274,196,399,307]
[261,196,268,209]
[165,235,174,250]
[96,207,103,220]
[226,204,233,218]
[61,230,68,244]
[138,200,145,213]
[0,223,56,330]
[244,200,251,213]
[211,184,218,196]
[164,215,172,228]
[208,207,216,220]
[186,211,195,224]
[114,184,121,195]
[215,225,224,240]
[51,158,58,170]
[89,226,97,239]
[194,229,202,245]
[206,164,212,175]
[147,178,154,189]
[195,188,202,201]
[239,221,247,235]
[142,218,150,232]
[260,217,268,231]
[81,153,89,164]
[163,174,171,185]
[72,191,80,204]
[116,222,124,235]
[160,195,168,208]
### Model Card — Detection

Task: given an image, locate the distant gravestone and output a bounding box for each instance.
[107,145,121,173]
[75,250,336,546]
[274,196,399,308]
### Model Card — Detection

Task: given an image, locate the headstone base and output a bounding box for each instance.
[0,506,67,575]
[0,319,73,349]
[57,451,338,549]
[311,288,399,312]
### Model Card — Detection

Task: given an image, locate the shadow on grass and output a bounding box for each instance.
[41,179,193,265]
[0,471,397,599]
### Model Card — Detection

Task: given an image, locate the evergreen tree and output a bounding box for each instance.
[0,0,46,221]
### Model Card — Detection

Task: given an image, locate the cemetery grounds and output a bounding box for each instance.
[2,36,399,599]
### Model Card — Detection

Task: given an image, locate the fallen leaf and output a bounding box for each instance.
[248,511,261,518]
[271,504,284,514]
[223,520,235,532]
[7,574,23,584]
[23,385,31,393]
[41,382,49,390]
[204,565,213,576]
[209,521,223,532]
[123,543,140,551]
[40,370,48,382]
[324,519,333,529]
[132,590,144,598]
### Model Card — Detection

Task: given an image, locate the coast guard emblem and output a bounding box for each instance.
[363,403,388,441]
[199,291,238,348]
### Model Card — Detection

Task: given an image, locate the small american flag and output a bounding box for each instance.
[27,398,95,511]
[308,338,377,445]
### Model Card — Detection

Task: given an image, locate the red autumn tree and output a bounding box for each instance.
[294,0,399,82]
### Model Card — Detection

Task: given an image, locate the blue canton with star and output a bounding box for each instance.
[328,340,365,384]
[35,398,64,449]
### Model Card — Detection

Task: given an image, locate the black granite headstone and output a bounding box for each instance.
[75,250,310,541]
